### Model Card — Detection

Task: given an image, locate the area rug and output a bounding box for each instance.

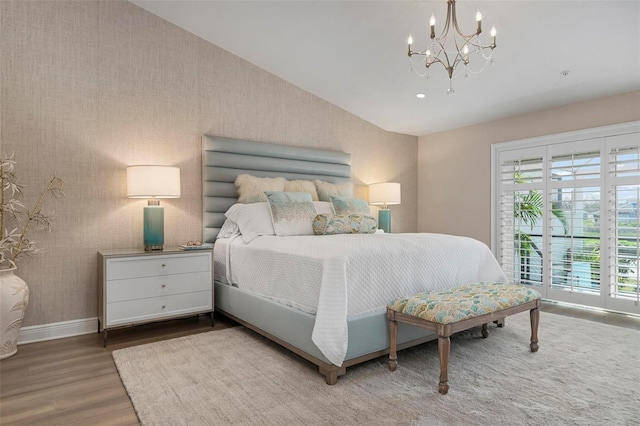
[113,312,640,425]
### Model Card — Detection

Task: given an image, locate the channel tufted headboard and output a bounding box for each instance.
[202,135,352,243]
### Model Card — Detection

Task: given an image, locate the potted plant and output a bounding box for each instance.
[1,153,64,359]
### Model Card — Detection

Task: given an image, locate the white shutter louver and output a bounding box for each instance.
[607,143,640,304]
[498,155,544,286]
[548,149,601,294]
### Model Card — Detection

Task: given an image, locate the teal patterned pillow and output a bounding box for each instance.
[330,196,371,215]
[265,191,317,236]
[313,214,377,235]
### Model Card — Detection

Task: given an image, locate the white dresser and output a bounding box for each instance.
[97,248,213,346]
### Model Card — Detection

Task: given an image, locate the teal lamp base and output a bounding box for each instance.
[143,205,164,251]
[378,209,391,233]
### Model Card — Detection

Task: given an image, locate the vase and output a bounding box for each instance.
[0,261,29,360]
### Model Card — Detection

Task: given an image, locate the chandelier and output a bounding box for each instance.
[407,0,497,94]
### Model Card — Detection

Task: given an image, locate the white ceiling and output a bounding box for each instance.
[131,0,640,137]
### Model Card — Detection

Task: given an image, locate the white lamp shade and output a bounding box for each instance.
[127,166,181,198]
[369,182,401,206]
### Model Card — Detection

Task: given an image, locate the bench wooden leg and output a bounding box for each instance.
[481,323,489,338]
[437,335,450,395]
[530,307,539,352]
[388,314,398,372]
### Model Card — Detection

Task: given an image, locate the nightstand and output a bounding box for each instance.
[97,248,213,346]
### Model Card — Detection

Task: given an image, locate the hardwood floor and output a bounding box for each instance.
[1,304,639,425]
[0,314,237,426]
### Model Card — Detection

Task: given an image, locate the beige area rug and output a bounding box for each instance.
[113,312,640,426]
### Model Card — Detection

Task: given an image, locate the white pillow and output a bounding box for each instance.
[314,180,354,202]
[224,203,275,243]
[265,191,316,236]
[235,174,286,203]
[284,179,319,201]
[313,201,335,215]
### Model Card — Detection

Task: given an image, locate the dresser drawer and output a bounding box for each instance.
[106,271,211,303]
[106,290,212,327]
[106,253,210,280]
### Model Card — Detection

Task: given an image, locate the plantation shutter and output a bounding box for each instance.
[493,122,639,315]
[547,141,602,298]
[497,148,545,286]
[606,135,640,308]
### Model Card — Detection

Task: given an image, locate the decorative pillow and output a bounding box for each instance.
[313,201,335,215]
[314,180,353,202]
[224,202,275,243]
[330,196,371,216]
[235,174,286,203]
[265,191,317,236]
[284,179,319,201]
[217,218,240,239]
[312,214,377,235]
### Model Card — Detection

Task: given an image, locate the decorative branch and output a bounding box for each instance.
[0,153,64,265]
[11,175,64,262]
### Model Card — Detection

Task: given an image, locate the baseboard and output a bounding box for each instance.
[18,317,98,345]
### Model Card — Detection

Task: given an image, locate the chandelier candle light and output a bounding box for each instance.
[407,0,497,94]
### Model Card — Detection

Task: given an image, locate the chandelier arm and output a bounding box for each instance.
[429,40,452,70]
[450,0,481,39]
[436,0,453,41]
[464,34,495,50]
[453,36,467,65]
[427,48,457,80]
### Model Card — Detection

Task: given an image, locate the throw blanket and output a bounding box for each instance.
[222,233,508,366]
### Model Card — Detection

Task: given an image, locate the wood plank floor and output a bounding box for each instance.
[1,304,639,425]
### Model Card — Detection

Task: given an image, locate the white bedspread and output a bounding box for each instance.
[217,233,508,366]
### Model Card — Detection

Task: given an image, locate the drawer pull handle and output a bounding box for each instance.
[161,305,166,309]
[161,284,166,288]
[161,264,166,268]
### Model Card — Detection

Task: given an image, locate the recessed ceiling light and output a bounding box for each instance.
[416,93,426,99]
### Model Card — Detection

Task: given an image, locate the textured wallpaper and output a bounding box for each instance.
[1,0,417,327]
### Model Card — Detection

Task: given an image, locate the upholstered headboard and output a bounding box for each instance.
[202,136,352,243]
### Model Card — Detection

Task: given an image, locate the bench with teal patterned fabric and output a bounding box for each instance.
[387,282,541,395]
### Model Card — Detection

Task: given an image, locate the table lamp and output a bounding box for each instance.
[369,182,401,233]
[127,165,181,251]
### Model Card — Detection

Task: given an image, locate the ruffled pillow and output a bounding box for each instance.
[312,214,377,235]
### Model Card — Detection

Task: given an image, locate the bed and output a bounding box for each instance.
[202,135,508,384]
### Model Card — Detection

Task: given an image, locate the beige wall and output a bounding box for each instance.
[1,1,417,327]
[417,90,640,246]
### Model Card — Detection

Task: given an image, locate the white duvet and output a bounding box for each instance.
[215,233,508,366]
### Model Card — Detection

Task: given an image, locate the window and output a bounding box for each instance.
[492,122,640,315]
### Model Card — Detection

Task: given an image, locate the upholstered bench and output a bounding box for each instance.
[387,282,541,395]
